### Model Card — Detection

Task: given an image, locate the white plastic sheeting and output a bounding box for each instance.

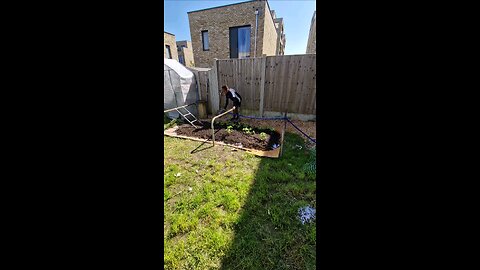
[164,58,198,119]
[298,206,316,225]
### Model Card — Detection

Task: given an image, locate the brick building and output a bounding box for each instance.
[306,11,316,54]
[164,31,179,61]
[271,10,286,56]
[176,40,195,67]
[187,0,286,68]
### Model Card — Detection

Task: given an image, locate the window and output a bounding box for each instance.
[178,44,187,51]
[179,55,185,65]
[166,45,172,59]
[202,31,209,51]
[229,25,251,59]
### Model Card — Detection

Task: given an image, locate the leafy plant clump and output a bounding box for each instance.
[242,127,253,135]
[259,132,268,141]
[303,147,316,176]
[226,125,233,134]
[164,114,177,130]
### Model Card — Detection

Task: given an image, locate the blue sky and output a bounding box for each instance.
[164,0,316,55]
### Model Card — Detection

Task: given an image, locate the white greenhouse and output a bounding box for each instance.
[164,58,198,119]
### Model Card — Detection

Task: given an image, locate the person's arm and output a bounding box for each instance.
[224,93,229,109]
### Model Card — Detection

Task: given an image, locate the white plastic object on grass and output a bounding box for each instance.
[294,144,303,150]
[298,206,316,225]
[174,172,181,177]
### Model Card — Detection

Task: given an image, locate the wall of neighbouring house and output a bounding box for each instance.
[164,32,179,61]
[262,2,278,56]
[188,0,269,68]
[177,41,195,67]
[306,11,316,54]
[274,19,285,55]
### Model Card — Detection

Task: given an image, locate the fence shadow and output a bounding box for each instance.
[219,133,317,270]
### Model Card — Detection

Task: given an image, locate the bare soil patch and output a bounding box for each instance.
[174,122,281,151]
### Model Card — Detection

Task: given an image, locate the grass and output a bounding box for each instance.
[164,124,316,269]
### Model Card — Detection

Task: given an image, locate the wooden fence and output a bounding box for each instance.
[190,54,315,118]
[207,54,316,117]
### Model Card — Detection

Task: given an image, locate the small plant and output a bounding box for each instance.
[226,125,233,134]
[242,127,253,135]
[259,132,268,141]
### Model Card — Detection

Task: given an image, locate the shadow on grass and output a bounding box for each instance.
[189,129,222,154]
[190,142,214,154]
[219,133,317,270]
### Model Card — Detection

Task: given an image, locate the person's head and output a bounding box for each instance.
[221,85,228,95]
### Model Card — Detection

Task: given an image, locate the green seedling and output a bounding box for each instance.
[226,125,233,134]
[242,127,253,135]
[259,132,268,140]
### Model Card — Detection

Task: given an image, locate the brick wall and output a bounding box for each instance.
[177,41,195,67]
[262,2,278,56]
[274,18,285,55]
[164,32,179,61]
[306,11,316,54]
[188,0,270,68]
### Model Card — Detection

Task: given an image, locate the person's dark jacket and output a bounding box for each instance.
[225,90,242,109]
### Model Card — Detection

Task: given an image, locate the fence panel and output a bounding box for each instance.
[211,54,316,116]
[217,58,263,112]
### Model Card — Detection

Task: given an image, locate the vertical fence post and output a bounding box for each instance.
[259,56,267,117]
[209,59,220,113]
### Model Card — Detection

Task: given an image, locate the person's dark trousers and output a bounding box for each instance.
[233,103,241,119]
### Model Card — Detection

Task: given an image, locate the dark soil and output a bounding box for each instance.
[174,121,281,151]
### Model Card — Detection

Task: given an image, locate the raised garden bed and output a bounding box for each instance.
[174,121,281,151]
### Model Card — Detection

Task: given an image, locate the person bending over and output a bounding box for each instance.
[221,85,242,121]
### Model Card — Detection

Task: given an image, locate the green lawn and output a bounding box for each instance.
[164,125,316,270]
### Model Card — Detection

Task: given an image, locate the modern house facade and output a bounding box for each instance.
[306,11,316,54]
[176,41,195,67]
[187,0,286,68]
[164,31,179,61]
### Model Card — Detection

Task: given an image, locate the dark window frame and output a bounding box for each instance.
[229,24,251,59]
[201,30,209,51]
[166,45,172,59]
